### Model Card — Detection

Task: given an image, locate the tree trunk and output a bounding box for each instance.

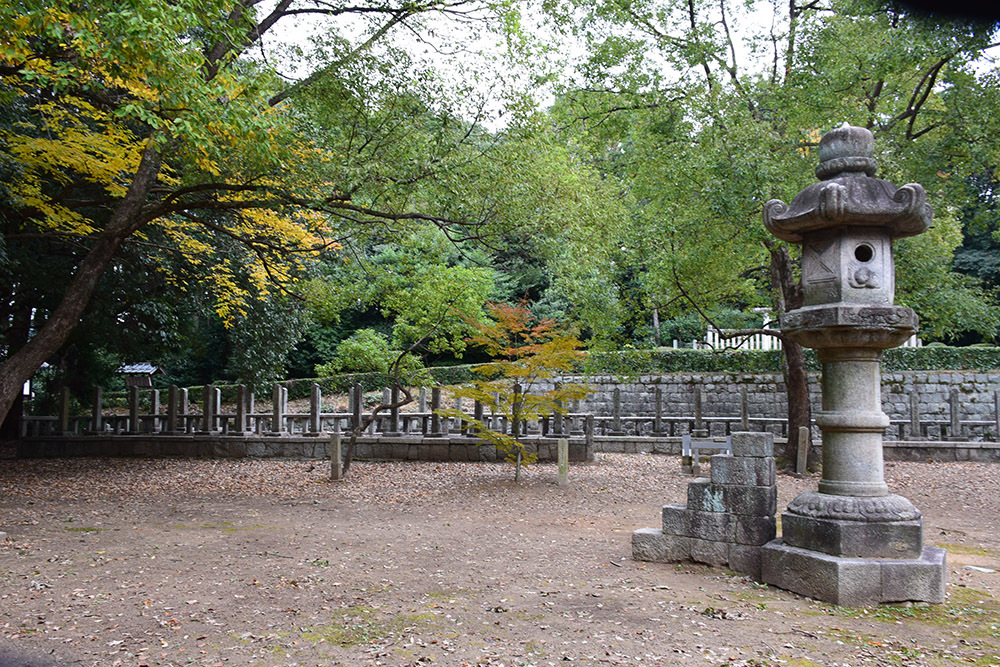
[768,244,814,469]
[0,144,162,426]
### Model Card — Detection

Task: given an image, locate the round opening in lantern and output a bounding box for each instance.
[854,243,874,263]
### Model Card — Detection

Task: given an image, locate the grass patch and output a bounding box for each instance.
[933,542,1000,559]
[299,606,436,647]
[64,526,102,533]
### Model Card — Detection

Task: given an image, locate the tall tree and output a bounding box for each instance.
[545,0,1000,464]
[0,0,535,424]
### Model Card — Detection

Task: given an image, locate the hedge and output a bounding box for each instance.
[580,345,1000,377]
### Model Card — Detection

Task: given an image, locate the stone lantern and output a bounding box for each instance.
[759,124,946,605]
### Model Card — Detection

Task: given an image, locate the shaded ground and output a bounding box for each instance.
[0,454,997,667]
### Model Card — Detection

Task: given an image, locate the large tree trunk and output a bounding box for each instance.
[768,244,815,470]
[0,144,162,426]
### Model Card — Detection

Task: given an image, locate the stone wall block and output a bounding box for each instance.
[688,510,732,542]
[710,455,776,487]
[689,537,729,568]
[632,528,691,562]
[733,515,777,546]
[728,544,763,579]
[881,547,946,604]
[723,484,778,517]
[661,504,691,536]
[687,479,725,513]
[730,431,774,458]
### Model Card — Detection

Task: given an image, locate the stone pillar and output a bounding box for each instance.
[330,423,343,482]
[352,383,363,432]
[386,386,401,436]
[179,388,190,433]
[235,385,248,434]
[309,383,322,435]
[653,386,663,435]
[740,386,750,431]
[271,383,283,435]
[149,389,160,433]
[473,399,484,435]
[909,391,921,440]
[201,384,215,433]
[557,438,569,487]
[128,386,139,434]
[693,385,706,437]
[610,387,624,435]
[429,387,442,436]
[90,386,103,433]
[949,389,962,440]
[814,348,889,497]
[167,385,179,433]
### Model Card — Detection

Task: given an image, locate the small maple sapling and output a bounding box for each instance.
[437,303,592,482]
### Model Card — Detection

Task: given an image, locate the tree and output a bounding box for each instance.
[437,302,591,482]
[0,0,535,426]
[544,0,1000,465]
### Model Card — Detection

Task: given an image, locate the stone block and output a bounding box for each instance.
[428,444,450,461]
[632,528,690,562]
[449,444,470,461]
[730,432,774,458]
[710,455,776,486]
[372,443,392,459]
[781,513,923,559]
[728,544,763,579]
[733,514,776,545]
[661,504,690,536]
[689,510,732,541]
[391,443,410,460]
[881,547,946,604]
[687,479,725,513]
[724,484,778,517]
[761,540,882,606]
[689,537,729,568]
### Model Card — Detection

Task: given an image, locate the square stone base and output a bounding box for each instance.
[782,513,923,559]
[760,540,946,606]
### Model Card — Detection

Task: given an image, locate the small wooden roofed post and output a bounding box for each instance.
[119,362,165,388]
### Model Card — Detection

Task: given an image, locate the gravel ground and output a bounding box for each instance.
[0,454,998,667]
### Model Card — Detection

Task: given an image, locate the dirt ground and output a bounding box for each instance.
[0,453,997,667]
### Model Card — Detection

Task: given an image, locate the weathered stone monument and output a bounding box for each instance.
[759,123,945,605]
[632,431,778,579]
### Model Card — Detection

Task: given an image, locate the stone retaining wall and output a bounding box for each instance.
[17,434,999,463]
[16,435,595,463]
[553,371,1000,439]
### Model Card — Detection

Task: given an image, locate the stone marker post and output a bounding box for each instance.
[429,387,443,437]
[759,124,945,605]
[59,386,71,434]
[179,388,189,433]
[949,389,962,440]
[91,386,103,433]
[235,385,248,434]
[309,383,322,435]
[557,438,569,487]
[909,391,920,439]
[351,383,363,432]
[610,388,624,435]
[330,422,343,482]
[271,384,283,435]
[128,386,139,434]
[167,385,179,433]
